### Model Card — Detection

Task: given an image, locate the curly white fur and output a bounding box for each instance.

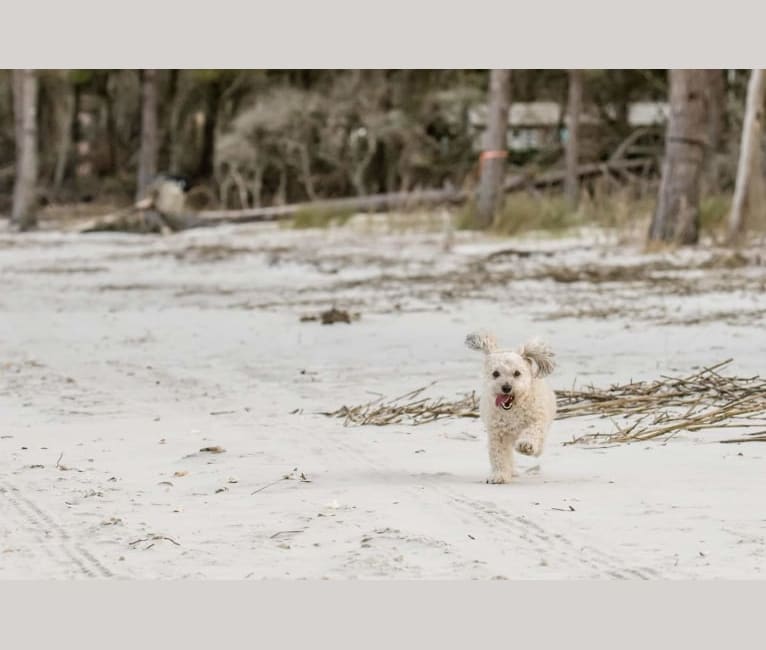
[465,332,557,484]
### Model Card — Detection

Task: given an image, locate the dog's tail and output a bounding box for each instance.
[465,331,497,354]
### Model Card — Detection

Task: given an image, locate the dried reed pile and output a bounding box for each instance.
[557,360,766,444]
[323,383,479,426]
[322,360,766,444]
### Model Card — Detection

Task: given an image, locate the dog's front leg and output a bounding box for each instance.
[515,426,546,457]
[486,431,514,483]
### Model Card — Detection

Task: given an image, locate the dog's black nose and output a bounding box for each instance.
[501,383,512,394]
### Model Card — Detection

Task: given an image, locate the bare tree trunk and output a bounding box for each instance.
[727,69,766,242]
[101,74,119,176]
[136,69,159,200]
[705,69,726,192]
[228,167,249,209]
[52,76,74,199]
[196,80,222,182]
[564,69,583,209]
[72,86,98,201]
[252,162,264,208]
[349,134,377,198]
[160,69,179,172]
[475,69,511,228]
[168,72,186,174]
[12,70,23,149]
[648,70,709,245]
[11,69,39,231]
[292,141,318,201]
[275,160,287,205]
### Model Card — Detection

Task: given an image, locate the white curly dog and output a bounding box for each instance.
[465,332,556,484]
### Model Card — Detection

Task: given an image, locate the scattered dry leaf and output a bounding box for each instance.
[200,446,225,454]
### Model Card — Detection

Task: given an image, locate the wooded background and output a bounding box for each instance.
[2,69,764,244]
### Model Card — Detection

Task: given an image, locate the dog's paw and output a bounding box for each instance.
[515,438,540,457]
[486,472,512,484]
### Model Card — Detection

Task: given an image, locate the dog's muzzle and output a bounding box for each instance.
[495,393,514,410]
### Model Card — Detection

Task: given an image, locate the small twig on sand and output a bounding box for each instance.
[251,468,303,495]
[720,431,766,444]
[251,478,286,495]
[269,530,305,538]
[129,534,180,548]
[56,452,63,468]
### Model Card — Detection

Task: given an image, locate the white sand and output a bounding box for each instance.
[1,220,765,579]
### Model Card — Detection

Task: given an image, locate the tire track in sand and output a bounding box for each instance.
[0,481,114,578]
[328,430,683,579]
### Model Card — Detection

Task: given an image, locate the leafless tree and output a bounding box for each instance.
[50,73,75,199]
[704,69,726,191]
[648,70,709,245]
[564,69,583,209]
[137,69,159,200]
[11,69,39,231]
[475,69,511,228]
[72,84,98,200]
[726,69,766,243]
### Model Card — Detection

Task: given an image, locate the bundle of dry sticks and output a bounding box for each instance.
[322,360,766,444]
[324,382,480,427]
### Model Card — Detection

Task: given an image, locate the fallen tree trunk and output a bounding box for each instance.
[191,157,654,227]
[192,187,469,226]
[78,157,654,233]
[76,198,172,234]
[503,157,652,193]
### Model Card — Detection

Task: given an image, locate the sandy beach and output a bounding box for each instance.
[2,219,765,578]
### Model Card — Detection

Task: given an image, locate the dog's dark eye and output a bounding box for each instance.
[513,370,521,377]
[492,370,500,378]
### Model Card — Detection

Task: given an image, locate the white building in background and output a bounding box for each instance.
[627,102,670,126]
[469,101,669,152]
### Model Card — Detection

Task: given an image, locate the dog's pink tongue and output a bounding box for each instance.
[495,394,507,407]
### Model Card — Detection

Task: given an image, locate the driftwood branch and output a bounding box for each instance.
[76,197,166,233]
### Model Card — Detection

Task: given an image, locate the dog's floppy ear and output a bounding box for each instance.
[520,338,555,377]
[465,331,497,355]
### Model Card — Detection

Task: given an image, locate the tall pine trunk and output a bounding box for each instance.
[705,69,726,192]
[475,69,511,228]
[564,69,583,209]
[727,69,766,243]
[161,69,179,172]
[11,69,39,231]
[52,75,74,199]
[648,69,709,245]
[72,86,98,201]
[195,80,221,182]
[136,69,159,200]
